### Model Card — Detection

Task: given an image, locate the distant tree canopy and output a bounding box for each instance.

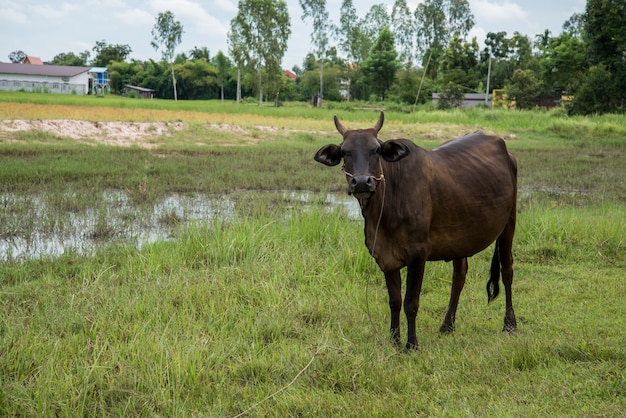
[32,0,624,114]
[50,51,90,66]
[92,40,132,67]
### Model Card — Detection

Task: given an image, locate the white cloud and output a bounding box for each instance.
[470,0,527,23]
[0,0,27,23]
[215,0,237,13]
[31,2,82,20]
[116,8,155,25]
[148,0,229,39]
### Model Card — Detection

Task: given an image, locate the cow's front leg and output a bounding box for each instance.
[404,258,426,350]
[440,258,468,333]
[384,270,402,346]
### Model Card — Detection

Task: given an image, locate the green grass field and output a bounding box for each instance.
[0,92,624,416]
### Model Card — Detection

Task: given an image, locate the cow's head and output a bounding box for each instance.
[314,112,410,200]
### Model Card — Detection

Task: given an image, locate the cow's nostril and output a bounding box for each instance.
[350,178,358,186]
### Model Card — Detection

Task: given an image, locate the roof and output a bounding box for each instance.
[23,55,43,65]
[0,63,91,77]
[89,67,108,73]
[125,85,155,92]
[283,69,297,80]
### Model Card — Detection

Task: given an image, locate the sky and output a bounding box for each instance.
[1,0,586,70]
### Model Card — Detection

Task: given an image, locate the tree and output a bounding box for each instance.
[8,50,26,63]
[505,68,542,109]
[336,0,369,100]
[189,46,210,61]
[570,65,617,114]
[228,0,291,105]
[151,11,184,101]
[582,0,626,113]
[50,51,90,66]
[175,60,218,100]
[362,27,400,100]
[391,0,415,66]
[539,32,586,95]
[439,35,480,91]
[414,0,475,77]
[92,40,132,67]
[300,0,330,106]
[213,51,230,102]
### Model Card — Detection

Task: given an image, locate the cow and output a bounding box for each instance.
[314,112,518,349]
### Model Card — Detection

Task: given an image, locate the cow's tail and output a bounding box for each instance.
[487,241,501,303]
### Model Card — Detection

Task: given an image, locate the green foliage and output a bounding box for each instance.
[569,65,618,115]
[229,0,291,104]
[151,11,184,63]
[91,40,132,67]
[361,28,399,100]
[414,0,475,71]
[539,32,587,94]
[50,51,90,66]
[437,82,464,109]
[505,69,542,109]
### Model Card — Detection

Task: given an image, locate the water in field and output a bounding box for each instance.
[0,190,360,261]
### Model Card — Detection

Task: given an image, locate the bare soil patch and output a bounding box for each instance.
[0,119,185,147]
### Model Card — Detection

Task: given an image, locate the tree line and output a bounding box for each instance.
[8,0,625,115]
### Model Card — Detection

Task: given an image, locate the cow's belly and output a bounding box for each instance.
[427,202,512,260]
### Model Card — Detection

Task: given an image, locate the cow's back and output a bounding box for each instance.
[369,132,516,267]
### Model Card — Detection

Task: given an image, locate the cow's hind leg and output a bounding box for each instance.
[384,270,402,346]
[440,258,468,334]
[499,211,517,334]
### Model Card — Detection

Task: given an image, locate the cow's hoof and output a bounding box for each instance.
[405,341,419,351]
[439,323,454,334]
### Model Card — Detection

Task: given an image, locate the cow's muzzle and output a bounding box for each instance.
[348,175,377,199]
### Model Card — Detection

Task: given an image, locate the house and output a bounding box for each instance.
[0,63,107,95]
[124,85,155,99]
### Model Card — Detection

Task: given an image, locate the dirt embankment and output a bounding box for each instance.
[0,120,185,147]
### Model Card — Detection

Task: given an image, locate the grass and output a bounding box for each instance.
[0,93,625,416]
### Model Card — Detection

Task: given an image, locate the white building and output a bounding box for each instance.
[0,63,107,95]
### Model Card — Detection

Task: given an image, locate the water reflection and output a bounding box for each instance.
[0,191,359,261]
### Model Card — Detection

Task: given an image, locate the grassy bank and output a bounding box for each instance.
[0,93,625,416]
[1,202,624,416]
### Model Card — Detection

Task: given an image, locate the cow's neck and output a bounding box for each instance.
[360,175,388,257]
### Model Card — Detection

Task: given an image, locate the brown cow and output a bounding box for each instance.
[314,112,518,349]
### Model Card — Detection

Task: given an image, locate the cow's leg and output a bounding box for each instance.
[440,257,468,334]
[384,270,402,346]
[404,259,426,350]
[500,212,517,334]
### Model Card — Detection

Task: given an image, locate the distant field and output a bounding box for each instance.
[0,93,624,416]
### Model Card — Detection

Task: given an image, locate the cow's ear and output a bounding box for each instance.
[380,140,410,162]
[314,144,342,166]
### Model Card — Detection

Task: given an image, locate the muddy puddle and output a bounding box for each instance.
[0,191,360,261]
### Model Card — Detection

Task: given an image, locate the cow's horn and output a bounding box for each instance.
[373,111,384,133]
[334,115,347,136]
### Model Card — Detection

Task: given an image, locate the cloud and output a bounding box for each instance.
[0,0,27,23]
[31,2,82,20]
[148,0,229,38]
[470,0,527,23]
[116,8,155,25]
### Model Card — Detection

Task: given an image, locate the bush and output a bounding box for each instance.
[438,82,464,109]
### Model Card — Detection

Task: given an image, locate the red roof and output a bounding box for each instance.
[23,55,43,65]
[283,69,297,80]
[0,63,90,77]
